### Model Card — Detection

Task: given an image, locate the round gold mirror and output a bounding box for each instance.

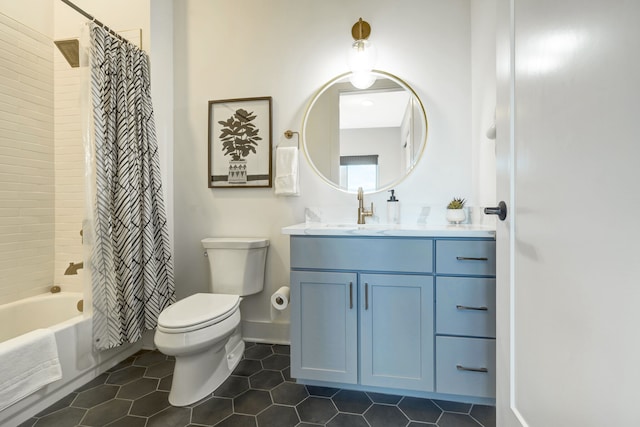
[302,71,427,193]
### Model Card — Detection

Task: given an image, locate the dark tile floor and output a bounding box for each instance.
[19,342,495,427]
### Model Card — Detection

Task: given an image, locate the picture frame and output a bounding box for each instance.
[208,96,273,188]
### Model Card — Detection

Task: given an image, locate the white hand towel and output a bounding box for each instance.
[0,328,62,411]
[275,146,300,196]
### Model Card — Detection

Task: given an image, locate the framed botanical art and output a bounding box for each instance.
[208,97,273,188]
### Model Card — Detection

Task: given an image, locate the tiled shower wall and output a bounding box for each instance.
[53,41,83,293]
[1,11,146,304]
[0,12,55,305]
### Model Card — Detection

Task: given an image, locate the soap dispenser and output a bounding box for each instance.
[387,189,400,224]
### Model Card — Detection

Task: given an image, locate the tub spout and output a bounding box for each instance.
[64,262,83,275]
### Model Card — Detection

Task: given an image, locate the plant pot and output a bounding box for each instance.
[228,159,247,184]
[446,208,466,224]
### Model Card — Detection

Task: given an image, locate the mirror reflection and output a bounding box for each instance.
[302,71,427,193]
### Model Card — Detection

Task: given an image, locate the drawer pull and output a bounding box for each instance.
[365,283,369,310]
[456,305,489,311]
[456,256,489,261]
[456,364,489,373]
[349,282,353,309]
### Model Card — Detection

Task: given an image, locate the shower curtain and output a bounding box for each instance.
[88,24,175,350]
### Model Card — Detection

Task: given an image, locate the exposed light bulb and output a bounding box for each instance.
[349,72,376,89]
[347,18,377,89]
[348,40,377,73]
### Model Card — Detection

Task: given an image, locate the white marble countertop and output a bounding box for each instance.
[282,223,496,238]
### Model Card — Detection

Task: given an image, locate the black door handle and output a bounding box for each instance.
[484,201,507,221]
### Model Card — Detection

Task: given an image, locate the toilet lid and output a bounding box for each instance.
[157,293,240,331]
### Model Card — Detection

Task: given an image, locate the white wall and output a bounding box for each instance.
[0,0,53,38]
[471,0,497,209]
[150,0,174,271]
[172,0,473,341]
[0,8,54,304]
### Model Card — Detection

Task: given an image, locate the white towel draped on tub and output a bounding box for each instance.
[0,328,62,411]
[275,146,300,196]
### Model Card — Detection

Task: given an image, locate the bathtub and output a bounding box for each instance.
[0,292,143,427]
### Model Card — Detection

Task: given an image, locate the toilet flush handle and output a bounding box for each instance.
[204,251,208,257]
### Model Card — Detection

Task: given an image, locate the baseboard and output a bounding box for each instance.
[242,320,290,345]
[141,328,157,350]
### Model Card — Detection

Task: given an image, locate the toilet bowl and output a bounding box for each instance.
[154,237,269,406]
[154,293,244,406]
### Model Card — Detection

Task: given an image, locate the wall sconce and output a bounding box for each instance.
[348,18,377,89]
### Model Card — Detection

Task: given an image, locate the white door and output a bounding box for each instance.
[495,0,640,426]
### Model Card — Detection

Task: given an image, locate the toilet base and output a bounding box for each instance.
[167,327,245,406]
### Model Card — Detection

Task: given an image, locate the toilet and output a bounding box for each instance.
[154,237,269,406]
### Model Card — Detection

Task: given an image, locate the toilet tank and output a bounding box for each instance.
[201,237,269,296]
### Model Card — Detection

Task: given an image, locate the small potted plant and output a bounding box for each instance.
[446,197,466,224]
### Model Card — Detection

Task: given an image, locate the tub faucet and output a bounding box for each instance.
[64,262,83,275]
[357,187,374,224]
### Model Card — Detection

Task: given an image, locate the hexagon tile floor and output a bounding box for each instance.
[19,342,495,427]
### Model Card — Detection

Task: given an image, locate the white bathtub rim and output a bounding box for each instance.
[0,292,84,342]
[0,290,81,306]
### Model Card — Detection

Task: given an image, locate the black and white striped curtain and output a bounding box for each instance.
[89,24,175,350]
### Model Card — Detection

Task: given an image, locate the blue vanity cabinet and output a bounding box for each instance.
[290,270,358,384]
[285,226,497,402]
[360,273,434,391]
[289,236,435,392]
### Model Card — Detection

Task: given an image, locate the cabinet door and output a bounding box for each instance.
[360,274,434,391]
[290,271,358,384]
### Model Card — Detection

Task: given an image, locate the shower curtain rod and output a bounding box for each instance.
[60,0,129,44]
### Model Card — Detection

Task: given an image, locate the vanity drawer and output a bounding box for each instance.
[436,277,495,338]
[436,336,496,398]
[436,240,496,276]
[291,236,433,273]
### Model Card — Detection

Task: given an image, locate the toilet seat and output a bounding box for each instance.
[157,293,240,334]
